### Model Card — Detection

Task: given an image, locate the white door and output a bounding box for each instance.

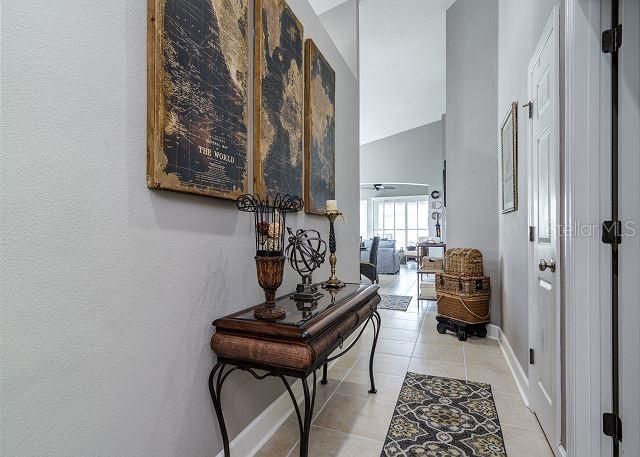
[528,7,560,453]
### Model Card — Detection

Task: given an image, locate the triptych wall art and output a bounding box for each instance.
[253,0,305,199]
[147,0,336,214]
[147,0,250,200]
[304,39,336,215]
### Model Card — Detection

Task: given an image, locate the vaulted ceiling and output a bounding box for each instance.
[309,0,456,145]
[359,0,454,144]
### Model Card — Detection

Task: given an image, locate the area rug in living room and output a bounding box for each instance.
[381,372,507,457]
[378,295,412,311]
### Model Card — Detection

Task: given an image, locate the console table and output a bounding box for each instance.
[209,283,381,457]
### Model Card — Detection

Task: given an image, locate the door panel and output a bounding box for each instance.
[528,7,560,454]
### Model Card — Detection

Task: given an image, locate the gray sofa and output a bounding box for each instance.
[360,239,401,274]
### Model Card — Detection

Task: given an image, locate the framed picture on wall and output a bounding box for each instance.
[147,0,249,200]
[304,39,336,215]
[500,102,518,213]
[253,0,304,200]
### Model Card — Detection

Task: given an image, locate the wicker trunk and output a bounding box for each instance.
[436,292,490,325]
[435,273,490,297]
[444,248,483,277]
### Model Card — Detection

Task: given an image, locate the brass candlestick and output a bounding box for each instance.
[322,210,345,289]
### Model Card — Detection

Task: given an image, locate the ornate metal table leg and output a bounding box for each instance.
[321,362,328,385]
[281,372,317,457]
[209,362,231,456]
[368,310,381,394]
[299,372,317,457]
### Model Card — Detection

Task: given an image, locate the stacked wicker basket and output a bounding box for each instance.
[435,248,490,341]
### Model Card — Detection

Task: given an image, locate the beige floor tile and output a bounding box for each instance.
[412,343,464,363]
[463,336,502,352]
[312,393,395,441]
[337,368,404,403]
[466,366,518,395]
[387,311,424,322]
[417,330,463,347]
[381,318,422,331]
[255,419,298,457]
[493,391,541,430]
[377,309,395,319]
[355,352,410,375]
[324,362,351,383]
[464,347,509,371]
[304,426,383,457]
[374,338,415,357]
[286,377,340,424]
[378,327,419,342]
[501,424,554,456]
[407,358,466,379]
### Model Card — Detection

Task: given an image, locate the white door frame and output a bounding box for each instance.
[564,0,611,456]
[526,7,562,454]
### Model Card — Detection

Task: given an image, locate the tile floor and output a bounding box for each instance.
[256,264,554,456]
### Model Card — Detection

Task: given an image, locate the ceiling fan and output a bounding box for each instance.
[372,183,396,192]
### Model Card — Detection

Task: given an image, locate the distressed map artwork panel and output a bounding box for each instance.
[304,39,335,215]
[254,0,304,200]
[147,0,249,199]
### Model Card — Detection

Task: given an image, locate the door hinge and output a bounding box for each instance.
[529,348,535,364]
[603,413,623,442]
[529,226,535,242]
[602,24,623,53]
[602,220,622,245]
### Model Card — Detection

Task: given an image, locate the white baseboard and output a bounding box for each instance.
[487,323,501,340]
[494,326,530,406]
[558,444,567,457]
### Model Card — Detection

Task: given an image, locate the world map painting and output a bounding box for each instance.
[147,0,249,199]
[304,39,336,215]
[254,0,305,201]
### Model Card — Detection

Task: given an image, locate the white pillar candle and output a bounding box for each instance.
[325,200,338,212]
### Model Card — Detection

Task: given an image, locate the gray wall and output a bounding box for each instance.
[497,0,561,374]
[0,1,359,456]
[319,0,359,78]
[445,0,501,323]
[360,120,445,238]
[360,120,444,191]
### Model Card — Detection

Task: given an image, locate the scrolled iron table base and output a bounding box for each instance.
[209,309,381,457]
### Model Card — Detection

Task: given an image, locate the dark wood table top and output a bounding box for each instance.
[213,283,379,341]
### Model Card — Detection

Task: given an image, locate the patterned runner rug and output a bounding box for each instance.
[381,372,507,456]
[378,295,412,311]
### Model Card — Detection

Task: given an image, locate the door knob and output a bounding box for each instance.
[538,259,556,272]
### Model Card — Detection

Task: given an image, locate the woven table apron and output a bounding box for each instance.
[209,283,381,457]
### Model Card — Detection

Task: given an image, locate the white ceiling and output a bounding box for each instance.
[359,0,454,144]
[309,0,352,15]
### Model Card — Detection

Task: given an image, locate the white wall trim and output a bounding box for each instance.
[486,323,501,341]
[558,444,568,457]
[494,326,530,407]
[564,0,609,456]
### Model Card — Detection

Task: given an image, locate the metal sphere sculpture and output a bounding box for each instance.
[285,228,327,302]
[286,228,327,280]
